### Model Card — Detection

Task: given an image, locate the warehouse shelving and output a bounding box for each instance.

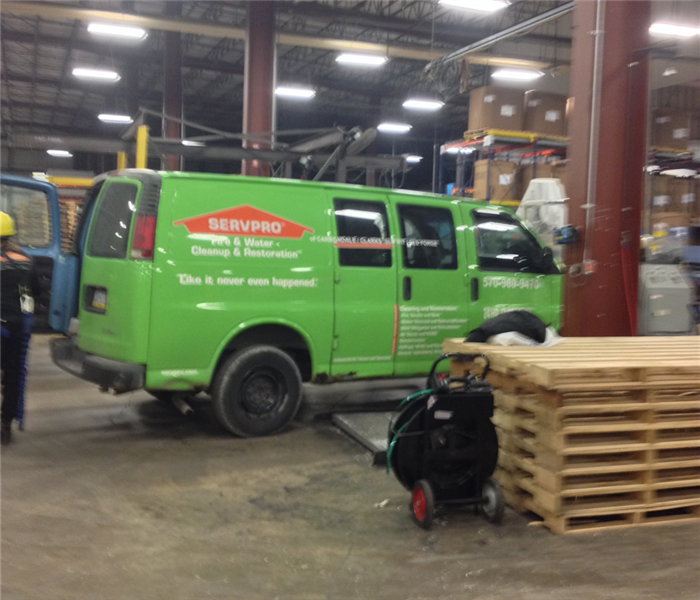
[438,129,568,205]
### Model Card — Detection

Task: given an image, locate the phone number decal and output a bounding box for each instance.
[483,277,542,290]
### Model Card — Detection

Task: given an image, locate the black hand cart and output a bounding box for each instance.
[387,353,505,529]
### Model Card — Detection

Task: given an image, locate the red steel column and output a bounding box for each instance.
[563,0,650,336]
[242,1,275,177]
[162,1,183,171]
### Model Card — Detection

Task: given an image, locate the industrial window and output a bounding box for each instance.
[472,211,545,273]
[333,199,392,267]
[88,182,138,259]
[397,204,457,270]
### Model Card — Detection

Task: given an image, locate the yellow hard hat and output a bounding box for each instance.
[0,212,17,237]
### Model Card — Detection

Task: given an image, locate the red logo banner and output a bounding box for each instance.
[174,205,314,239]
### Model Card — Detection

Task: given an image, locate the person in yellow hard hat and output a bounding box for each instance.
[1,211,40,446]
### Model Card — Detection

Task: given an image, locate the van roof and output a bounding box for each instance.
[109,169,508,213]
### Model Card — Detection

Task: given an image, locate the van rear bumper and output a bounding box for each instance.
[50,337,145,394]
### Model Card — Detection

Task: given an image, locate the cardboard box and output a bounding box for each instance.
[517,162,568,198]
[652,109,691,151]
[650,212,691,233]
[648,174,673,213]
[473,160,517,201]
[468,87,524,132]
[552,163,568,190]
[518,163,554,198]
[523,91,567,136]
[648,175,697,214]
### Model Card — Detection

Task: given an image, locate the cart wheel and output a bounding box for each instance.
[411,479,435,529]
[481,477,505,524]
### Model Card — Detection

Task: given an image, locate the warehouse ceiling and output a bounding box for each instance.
[0,0,698,174]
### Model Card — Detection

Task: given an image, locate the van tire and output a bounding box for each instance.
[212,345,303,437]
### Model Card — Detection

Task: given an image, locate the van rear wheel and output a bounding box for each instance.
[212,346,303,437]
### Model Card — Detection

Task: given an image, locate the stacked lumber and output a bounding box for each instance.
[59,200,80,253]
[443,337,700,534]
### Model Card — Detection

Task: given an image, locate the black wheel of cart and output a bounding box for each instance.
[411,479,436,529]
[480,477,505,524]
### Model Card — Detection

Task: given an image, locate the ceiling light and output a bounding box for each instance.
[662,67,678,77]
[87,23,147,40]
[47,150,73,158]
[406,155,423,163]
[73,67,121,82]
[491,68,543,81]
[98,114,133,124]
[182,140,206,147]
[336,53,388,66]
[649,23,700,37]
[274,86,316,98]
[403,99,444,111]
[439,0,509,13]
[377,122,412,133]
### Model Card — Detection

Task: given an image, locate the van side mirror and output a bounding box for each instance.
[541,246,556,273]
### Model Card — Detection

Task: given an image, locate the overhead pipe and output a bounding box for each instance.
[424,2,574,73]
[582,0,605,269]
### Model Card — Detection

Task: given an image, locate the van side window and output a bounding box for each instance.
[398,204,457,270]
[472,211,545,273]
[334,199,392,268]
[88,183,138,259]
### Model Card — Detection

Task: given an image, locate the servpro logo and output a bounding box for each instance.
[174,205,314,239]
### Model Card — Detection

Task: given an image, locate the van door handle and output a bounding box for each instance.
[403,276,412,301]
[470,277,479,301]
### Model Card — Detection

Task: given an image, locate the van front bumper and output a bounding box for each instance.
[50,337,145,394]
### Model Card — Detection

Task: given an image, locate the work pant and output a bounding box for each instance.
[1,315,32,427]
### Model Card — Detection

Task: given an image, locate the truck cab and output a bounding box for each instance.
[0,174,80,332]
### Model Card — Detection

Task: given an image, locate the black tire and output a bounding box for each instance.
[411,479,436,529]
[481,476,505,524]
[212,345,302,437]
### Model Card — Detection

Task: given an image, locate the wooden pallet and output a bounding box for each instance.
[446,337,700,533]
[444,337,700,390]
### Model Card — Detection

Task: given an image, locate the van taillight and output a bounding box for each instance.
[131,215,156,260]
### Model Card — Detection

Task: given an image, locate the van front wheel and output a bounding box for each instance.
[212,346,303,437]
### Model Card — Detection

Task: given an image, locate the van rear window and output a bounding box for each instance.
[88,182,138,259]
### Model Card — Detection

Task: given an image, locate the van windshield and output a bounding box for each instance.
[0,183,51,248]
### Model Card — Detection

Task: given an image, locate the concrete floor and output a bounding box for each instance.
[2,336,699,600]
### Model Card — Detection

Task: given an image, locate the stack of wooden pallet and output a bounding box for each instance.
[443,337,700,534]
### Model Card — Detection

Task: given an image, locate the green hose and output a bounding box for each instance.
[386,422,408,473]
[387,389,433,473]
[398,388,433,407]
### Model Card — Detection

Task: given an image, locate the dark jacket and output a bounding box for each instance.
[1,242,41,328]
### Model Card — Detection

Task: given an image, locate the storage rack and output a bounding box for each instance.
[438,129,568,206]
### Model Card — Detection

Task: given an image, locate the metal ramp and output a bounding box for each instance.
[332,412,395,465]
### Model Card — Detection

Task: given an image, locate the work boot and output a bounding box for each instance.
[0,421,12,446]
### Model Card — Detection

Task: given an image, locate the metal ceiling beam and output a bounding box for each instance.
[426,2,575,72]
[0,1,444,61]
[4,133,407,169]
[278,2,572,48]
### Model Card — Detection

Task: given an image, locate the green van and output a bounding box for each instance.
[51,169,562,436]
